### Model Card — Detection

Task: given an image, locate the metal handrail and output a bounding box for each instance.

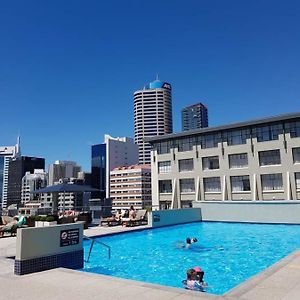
[84,235,111,261]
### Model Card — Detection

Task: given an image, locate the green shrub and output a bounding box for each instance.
[34,216,41,221]
[46,216,55,222]
[40,216,47,222]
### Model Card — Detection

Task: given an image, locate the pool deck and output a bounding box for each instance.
[1,225,300,300]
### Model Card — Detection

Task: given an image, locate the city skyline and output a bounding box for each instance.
[1,1,300,171]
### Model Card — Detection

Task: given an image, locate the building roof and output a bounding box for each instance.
[111,164,151,171]
[182,102,207,110]
[146,111,300,143]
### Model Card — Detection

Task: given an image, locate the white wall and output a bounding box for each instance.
[16,223,84,260]
[195,201,300,224]
[149,208,201,227]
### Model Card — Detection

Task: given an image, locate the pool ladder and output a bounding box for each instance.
[84,235,111,261]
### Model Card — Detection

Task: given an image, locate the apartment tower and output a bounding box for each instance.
[181,102,208,131]
[134,77,173,164]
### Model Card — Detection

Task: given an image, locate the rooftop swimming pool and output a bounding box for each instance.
[81,222,300,295]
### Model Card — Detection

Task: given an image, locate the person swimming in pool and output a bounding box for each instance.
[185,237,198,248]
[177,237,198,249]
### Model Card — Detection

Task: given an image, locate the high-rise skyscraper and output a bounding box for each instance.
[0,138,21,209]
[181,102,208,131]
[7,156,45,207]
[134,78,173,164]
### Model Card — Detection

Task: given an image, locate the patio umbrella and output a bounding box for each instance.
[32,183,99,213]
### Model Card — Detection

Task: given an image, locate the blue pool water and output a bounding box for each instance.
[81,222,300,295]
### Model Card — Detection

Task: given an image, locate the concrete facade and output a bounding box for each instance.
[110,164,151,210]
[147,112,300,209]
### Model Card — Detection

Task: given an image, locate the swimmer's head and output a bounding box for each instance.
[192,238,198,243]
[186,238,191,244]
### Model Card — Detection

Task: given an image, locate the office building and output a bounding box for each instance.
[90,135,138,223]
[110,164,151,210]
[21,169,48,205]
[7,156,45,207]
[182,102,208,131]
[48,160,81,185]
[134,78,173,164]
[147,112,300,210]
[0,138,20,209]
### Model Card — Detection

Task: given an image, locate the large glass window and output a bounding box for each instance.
[178,138,194,152]
[179,159,194,172]
[261,174,283,191]
[293,148,300,164]
[203,177,221,192]
[157,141,171,154]
[254,124,283,142]
[286,120,300,138]
[231,176,251,192]
[259,150,281,166]
[202,156,219,170]
[226,129,250,146]
[200,133,221,149]
[159,180,172,193]
[180,178,195,193]
[295,173,300,189]
[229,153,248,169]
[158,161,171,173]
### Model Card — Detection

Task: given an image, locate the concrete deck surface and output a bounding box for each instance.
[1,225,300,300]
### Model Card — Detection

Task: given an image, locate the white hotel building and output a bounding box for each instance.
[147,112,300,210]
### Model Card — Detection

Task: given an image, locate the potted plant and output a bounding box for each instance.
[43,216,57,226]
[35,215,58,227]
[34,215,43,227]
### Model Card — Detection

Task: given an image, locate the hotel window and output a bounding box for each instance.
[295,173,300,190]
[229,153,248,169]
[200,133,221,149]
[180,178,195,193]
[261,174,283,191]
[203,177,221,192]
[254,124,283,142]
[202,156,219,170]
[286,120,300,138]
[157,141,171,154]
[231,176,251,192]
[226,129,250,146]
[178,138,194,152]
[292,148,300,164]
[179,159,194,172]
[158,161,171,173]
[159,180,172,193]
[259,150,281,166]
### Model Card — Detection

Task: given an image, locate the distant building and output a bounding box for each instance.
[21,169,48,205]
[7,156,45,207]
[134,77,173,164]
[90,135,138,223]
[48,160,81,185]
[0,138,20,209]
[181,102,208,131]
[110,164,151,210]
[56,177,86,212]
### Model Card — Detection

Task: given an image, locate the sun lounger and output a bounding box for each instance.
[122,209,147,227]
[100,216,121,227]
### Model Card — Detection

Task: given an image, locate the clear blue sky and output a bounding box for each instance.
[1,0,300,171]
